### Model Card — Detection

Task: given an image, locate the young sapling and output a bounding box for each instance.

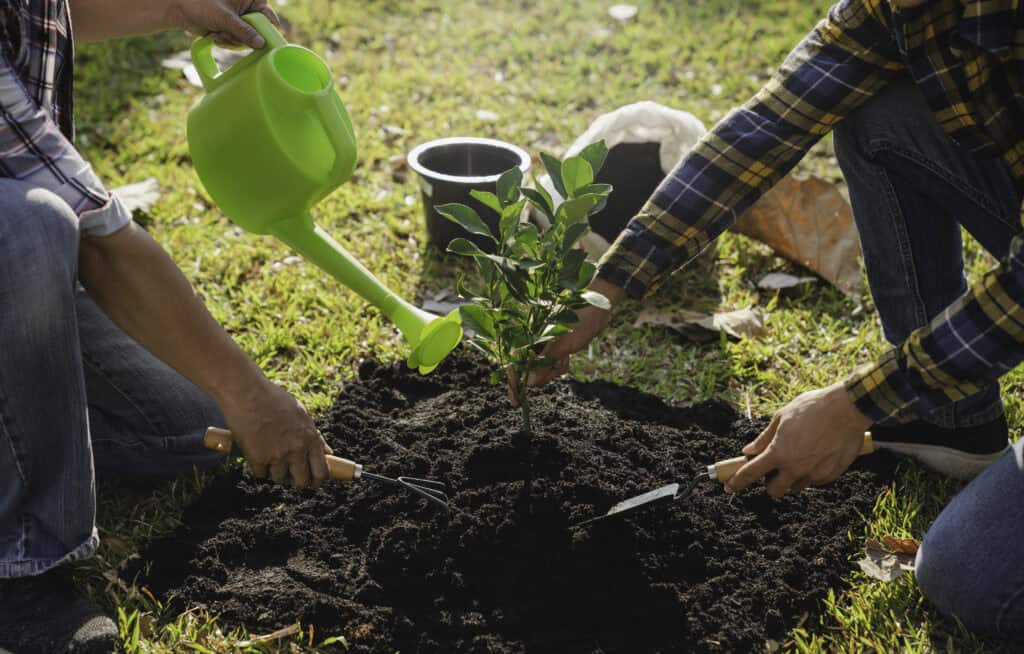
[435,141,612,434]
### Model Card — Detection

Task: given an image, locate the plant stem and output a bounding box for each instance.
[518,377,532,435]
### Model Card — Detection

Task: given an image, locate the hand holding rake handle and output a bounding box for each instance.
[203,427,450,511]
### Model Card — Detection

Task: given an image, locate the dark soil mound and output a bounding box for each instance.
[133,355,895,653]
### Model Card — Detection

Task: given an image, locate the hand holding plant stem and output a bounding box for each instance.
[436,141,614,435]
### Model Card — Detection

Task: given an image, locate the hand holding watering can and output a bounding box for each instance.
[187,14,462,374]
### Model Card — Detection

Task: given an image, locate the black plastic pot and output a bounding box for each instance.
[408,137,531,252]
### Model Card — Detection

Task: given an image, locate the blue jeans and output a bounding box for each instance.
[0,179,225,578]
[836,80,1024,638]
[834,78,1022,429]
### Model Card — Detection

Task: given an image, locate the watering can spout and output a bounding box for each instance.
[271,217,462,374]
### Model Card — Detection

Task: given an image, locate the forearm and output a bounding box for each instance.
[597,0,902,299]
[69,0,176,43]
[79,222,268,412]
[846,234,1024,422]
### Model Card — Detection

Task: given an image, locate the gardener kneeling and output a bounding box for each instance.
[533,0,1024,640]
[0,2,334,653]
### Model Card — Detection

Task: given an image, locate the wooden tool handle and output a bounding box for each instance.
[203,427,362,481]
[707,432,874,483]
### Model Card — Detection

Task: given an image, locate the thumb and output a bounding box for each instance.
[215,9,266,49]
[742,414,779,456]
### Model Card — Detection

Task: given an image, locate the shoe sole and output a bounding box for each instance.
[875,441,1009,480]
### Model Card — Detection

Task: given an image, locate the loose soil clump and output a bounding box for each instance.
[134,355,895,653]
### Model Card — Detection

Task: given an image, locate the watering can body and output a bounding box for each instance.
[186,14,461,374]
[187,14,357,233]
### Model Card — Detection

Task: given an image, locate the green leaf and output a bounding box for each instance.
[559,249,586,289]
[459,304,497,339]
[521,187,554,220]
[562,222,590,252]
[579,140,609,175]
[540,152,566,198]
[436,204,496,241]
[552,307,579,324]
[499,199,526,242]
[561,156,594,196]
[456,275,485,302]
[576,183,613,197]
[447,237,487,258]
[557,195,599,224]
[470,190,503,216]
[496,167,523,206]
[581,290,611,310]
[576,260,597,289]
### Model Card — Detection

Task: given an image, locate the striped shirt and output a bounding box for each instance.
[596,0,1024,424]
[1,0,129,236]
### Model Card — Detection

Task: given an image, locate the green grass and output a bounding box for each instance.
[68,0,1022,651]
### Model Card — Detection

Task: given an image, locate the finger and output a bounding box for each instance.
[309,448,329,487]
[528,358,569,387]
[216,9,266,49]
[742,413,779,456]
[765,469,799,499]
[249,0,281,26]
[724,450,778,494]
[289,453,311,489]
[269,460,288,485]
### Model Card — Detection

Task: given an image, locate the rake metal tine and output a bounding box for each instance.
[397,476,450,511]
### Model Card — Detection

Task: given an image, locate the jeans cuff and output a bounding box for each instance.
[0,527,99,578]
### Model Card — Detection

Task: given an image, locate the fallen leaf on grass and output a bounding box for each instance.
[161,47,248,88]
[883,535,920,554]
[634,307,767,342]
[857,538,915,582]
[757,272,817,291]
[735,174,863,297]
[112,178,161,215]
[422,290,468,316]
[608,4,639,20]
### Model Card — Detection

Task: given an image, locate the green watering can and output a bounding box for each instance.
[187,14,462,374]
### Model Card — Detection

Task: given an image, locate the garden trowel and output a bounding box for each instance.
[572,433,874,528]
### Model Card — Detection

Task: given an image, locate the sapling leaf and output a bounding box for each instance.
[470,190,503,216]
[576,260,598,289]
[559,250,594,291]
[561,156,594,196]
[576,183,613,197]
[557,195,599,224]
[459,304,497,339]
[437,204,496,241]
[562,222,590,253]
[579,140,609,175]
[521,187,554,220]
[448,237,488,257]
[552,307,579,324]
[581,290,611,310]
[540,152,566,198]
[499,199,526,242]
[496,167,523,206]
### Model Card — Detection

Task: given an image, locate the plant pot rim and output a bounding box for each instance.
[407,136,532,185]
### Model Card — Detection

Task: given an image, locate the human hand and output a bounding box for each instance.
[166,0,279,49]
[724,382,872,498]
[220,380,332,488]
[523,277,625,388]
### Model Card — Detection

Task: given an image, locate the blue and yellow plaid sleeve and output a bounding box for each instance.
[846,234,1024,422]
[596,0,903,299]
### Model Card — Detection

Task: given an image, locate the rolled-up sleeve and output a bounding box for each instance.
[0,51,130,237]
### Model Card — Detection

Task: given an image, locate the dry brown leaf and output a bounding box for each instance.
[883,535,920,555]
[735,174,863,297]
[635,307,766,342]
[112,178,161,215]
[234,623,301,648]
[857,538,915,582]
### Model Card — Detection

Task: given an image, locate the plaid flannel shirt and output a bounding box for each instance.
[0,0,129,236]
[596,0,1024,423]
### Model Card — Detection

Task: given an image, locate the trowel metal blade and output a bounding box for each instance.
[571,483,680,528]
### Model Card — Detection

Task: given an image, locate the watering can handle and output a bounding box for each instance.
[190,13,287,91]
[203,426,362,482]
[707,432,874,483]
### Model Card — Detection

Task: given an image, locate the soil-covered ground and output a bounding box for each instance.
[133,355,896,653]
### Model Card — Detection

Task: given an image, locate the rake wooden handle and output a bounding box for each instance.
[707,432,874,483]
[203,427,362,481]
